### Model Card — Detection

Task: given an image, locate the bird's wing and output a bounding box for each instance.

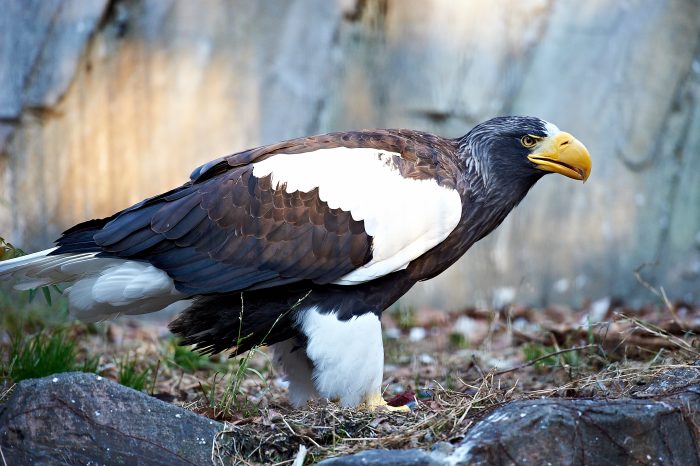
[60,131,463,295]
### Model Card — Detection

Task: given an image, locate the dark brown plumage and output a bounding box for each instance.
[54,129,459,296]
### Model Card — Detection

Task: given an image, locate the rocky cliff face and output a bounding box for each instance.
[1,0,699,307]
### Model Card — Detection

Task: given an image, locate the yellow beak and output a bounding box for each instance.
[527,132,591,182]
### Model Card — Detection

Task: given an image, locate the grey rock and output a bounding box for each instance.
[445,385,700,465]
[631,366,700,398]
[0,0,107,152]
[0,0,108,117]
[430,441,455,455]
[0,372,224,465]
[318,448,443,466]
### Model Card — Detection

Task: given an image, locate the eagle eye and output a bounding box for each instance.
[520,135,538,148]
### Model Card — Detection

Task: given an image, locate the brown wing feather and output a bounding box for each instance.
[55,129,459,296]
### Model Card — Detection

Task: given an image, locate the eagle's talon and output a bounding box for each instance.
[362,393,411,412]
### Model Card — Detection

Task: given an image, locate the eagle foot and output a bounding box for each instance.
[361,392,411,412]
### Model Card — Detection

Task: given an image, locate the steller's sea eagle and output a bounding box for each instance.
[0,116,590,410]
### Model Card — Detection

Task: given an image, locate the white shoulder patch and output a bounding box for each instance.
[252,147,462,284]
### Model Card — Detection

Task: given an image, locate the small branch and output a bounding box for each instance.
[150,359,160,396]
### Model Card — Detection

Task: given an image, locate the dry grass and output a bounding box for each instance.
[210,361,700,465]
[206,300,700,464]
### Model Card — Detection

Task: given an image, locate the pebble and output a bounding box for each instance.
[409,327,426,342]
[418,353,435,364]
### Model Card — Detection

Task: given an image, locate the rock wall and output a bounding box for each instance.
[1,0,699,308]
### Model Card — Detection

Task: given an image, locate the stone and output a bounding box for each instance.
[0,372,224,465]
[318,448,443,466]
[0,0,107,151]
[446,386,700,465]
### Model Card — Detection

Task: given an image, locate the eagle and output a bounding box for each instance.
[0,116,590,410]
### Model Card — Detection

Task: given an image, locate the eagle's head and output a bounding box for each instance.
[459,116,591,191]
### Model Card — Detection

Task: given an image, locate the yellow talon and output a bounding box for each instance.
[361,392,411,412]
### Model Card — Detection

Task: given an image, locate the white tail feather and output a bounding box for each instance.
[0,248,186,321]
[0,248,58,275]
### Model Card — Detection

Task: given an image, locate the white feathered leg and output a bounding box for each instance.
[295,306,388,408]
[271,338,320,407]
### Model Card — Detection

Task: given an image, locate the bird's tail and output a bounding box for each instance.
[0,248,185,321]
[0,247,96,289]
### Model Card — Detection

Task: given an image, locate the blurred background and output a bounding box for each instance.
[1,0,699,310]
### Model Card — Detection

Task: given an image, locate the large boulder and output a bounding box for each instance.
[444,386,700,465]
[0,372,223,465]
